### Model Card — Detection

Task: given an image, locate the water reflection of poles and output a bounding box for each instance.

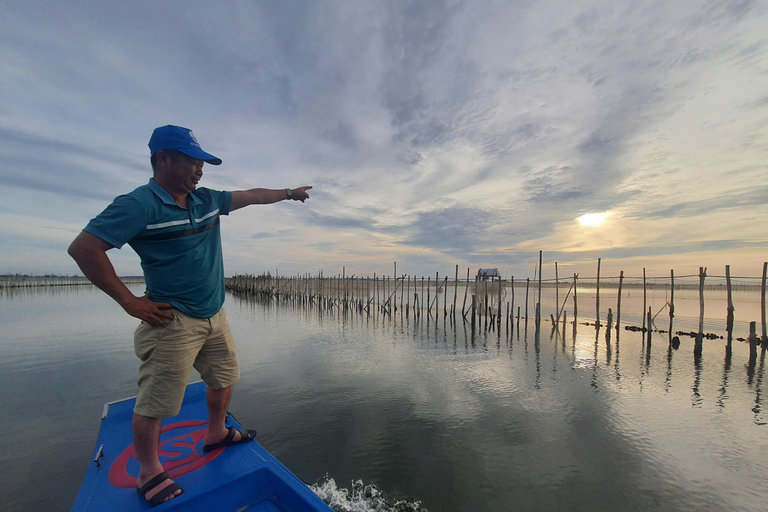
[606,308,613,365]
[470,295,476,332]
[561,311,567,352]
[753,345,765,424]
[664,341,673,393]
[611,324,620,380]
[470,315,476,347]
[748,322,758,381]
[592,325,599,390]
[645,307,652,371]
[524,322,529,358]
[606,308,613,340]
[550,320,557,370]
[571,313,578,369]
[717,331,732,408]
[534,328,541,390]
[639,327,647,390]
[692,343,703,407]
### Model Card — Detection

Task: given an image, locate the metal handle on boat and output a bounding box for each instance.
[93,445,104,467]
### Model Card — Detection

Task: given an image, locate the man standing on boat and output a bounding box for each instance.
[68,125,311,505]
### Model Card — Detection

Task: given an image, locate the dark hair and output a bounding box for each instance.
[150,149,181,173]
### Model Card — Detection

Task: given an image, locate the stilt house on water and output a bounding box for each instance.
[477,268,501,281]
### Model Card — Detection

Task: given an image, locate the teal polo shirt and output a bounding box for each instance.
[84,178,232,318]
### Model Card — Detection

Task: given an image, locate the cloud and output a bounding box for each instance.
[644,186,768,219]
[401,206,494,255]
[0,1,767,278]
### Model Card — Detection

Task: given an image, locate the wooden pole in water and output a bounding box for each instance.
[596,258,601,328]
[427,276,432,316]
[642,268,647,332]
[471,295,476,330]
[616,271,623,330]
[497,278,502,328]
[453,265,458,319]
[420,276,424,316]
[725,265,734,337]
[555,262,560,324]
[698,267,706,335]
[696,267,706,354]
[406,275,410,315]
[461,268,470,319]
[525,278,530,322]
[762,262,767,343]
[669,269,675,342]
[443,276,448,317]
[573,273,578,321]
[537,251,543,326]
[510,276,515,329]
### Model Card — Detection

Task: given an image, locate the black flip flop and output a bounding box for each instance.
[203,426,257,451]
[137,471,183,506]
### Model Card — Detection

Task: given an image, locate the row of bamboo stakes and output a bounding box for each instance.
[224,254,768,354]
[0,275,144,288]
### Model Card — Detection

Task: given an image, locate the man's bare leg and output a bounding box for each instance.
[132,412,182,503]
[203,385,245,444]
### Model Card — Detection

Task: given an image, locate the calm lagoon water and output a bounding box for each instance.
[1,284,766,511]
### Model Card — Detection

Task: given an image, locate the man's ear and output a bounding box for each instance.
[154,150,170,171]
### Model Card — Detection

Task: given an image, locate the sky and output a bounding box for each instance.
[1,0,766,282]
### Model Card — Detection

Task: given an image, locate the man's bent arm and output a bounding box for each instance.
[230,186,312,212]
[67,231,173,327]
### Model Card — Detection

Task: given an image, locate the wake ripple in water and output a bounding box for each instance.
[311,478,426,512]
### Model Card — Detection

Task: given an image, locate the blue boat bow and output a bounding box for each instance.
[71,382,333,511]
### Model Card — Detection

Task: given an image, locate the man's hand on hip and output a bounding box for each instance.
[123,295,174,328]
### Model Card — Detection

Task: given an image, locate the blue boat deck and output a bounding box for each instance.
[71,382,332,511]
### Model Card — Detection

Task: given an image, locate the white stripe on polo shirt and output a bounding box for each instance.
[195,209,219,223]
[146,219,191,230]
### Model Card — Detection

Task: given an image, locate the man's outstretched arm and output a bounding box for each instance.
[67,231,173,327]
[230,186,312,212]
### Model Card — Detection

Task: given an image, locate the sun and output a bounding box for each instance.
[577,212,612,227]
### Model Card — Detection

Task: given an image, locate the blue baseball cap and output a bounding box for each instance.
[148,125,222,165]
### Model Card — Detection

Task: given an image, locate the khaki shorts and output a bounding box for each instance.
[133,308,240,418]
